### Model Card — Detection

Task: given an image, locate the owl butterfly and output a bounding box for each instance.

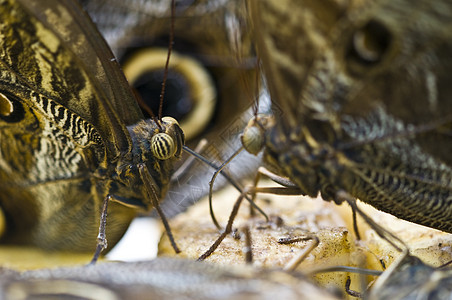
[79,0,261,217]
[0,258,340,299]
[201,0,452,259]
[0,0,184,259]
[242,0,452,237]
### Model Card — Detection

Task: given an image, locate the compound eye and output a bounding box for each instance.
[151,132,176,160]
[241,124,264,155]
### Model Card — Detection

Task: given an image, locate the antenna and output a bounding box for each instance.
[158,0,176,122]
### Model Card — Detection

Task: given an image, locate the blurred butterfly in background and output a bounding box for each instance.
[0,257,339,299]
[249,0,452,234]
[0,0,185,257]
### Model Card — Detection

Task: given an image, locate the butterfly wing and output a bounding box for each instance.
[0,0,139,250]
[251,0,452,232]
[249,0,350,132]
[252,0,452,158]
[14,0,143,159]
[328,0,452,165]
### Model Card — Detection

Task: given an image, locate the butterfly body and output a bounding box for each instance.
[0,0,183,252]
[250,0,452,232]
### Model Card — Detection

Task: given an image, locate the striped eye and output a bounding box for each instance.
[151,132,176,160]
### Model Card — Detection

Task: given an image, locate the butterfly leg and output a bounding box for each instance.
[182,145,268,228]
[198,165,304,260]
[90,194,111,265]
[282,235,320,272]
[198,182,302,261]
[241,225,253,264]
[335,190,408,253]
[198,189,247,261]
[253,169,408,252]
[254,166,300,188]
[247,166,301,215]
[138,163,181,254]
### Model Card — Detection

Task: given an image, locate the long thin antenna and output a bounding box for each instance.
[132,88,157,120]
[182,145,269,221]
[253,57,260,118]
[158,0,176,121]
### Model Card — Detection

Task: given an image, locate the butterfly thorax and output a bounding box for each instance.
[263,120,342,199]
[107,117,184,210]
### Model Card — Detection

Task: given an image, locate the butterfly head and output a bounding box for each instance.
[240,114,275,155]
[111,117,184,208]
[151,116,185,160]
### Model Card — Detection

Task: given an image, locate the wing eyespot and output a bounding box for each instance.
[122,48,216,141]
[0,92,25,123]
[346,20,393,74]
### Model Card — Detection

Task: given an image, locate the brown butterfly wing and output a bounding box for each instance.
[254,0,452,160]
[332,1,452,165]
[249,0,354,132]
[0,0,138,250]
[251,0,452,232]
[0,258,338,299]
[16,0,143,158]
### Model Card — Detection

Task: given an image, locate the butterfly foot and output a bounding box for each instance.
[89,237,108,265]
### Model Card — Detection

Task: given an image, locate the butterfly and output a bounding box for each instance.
[80,0,263,217]
[0,0,184,256]
[245,0,452,235]
[0,257,340,299]
[368,253,452,299]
